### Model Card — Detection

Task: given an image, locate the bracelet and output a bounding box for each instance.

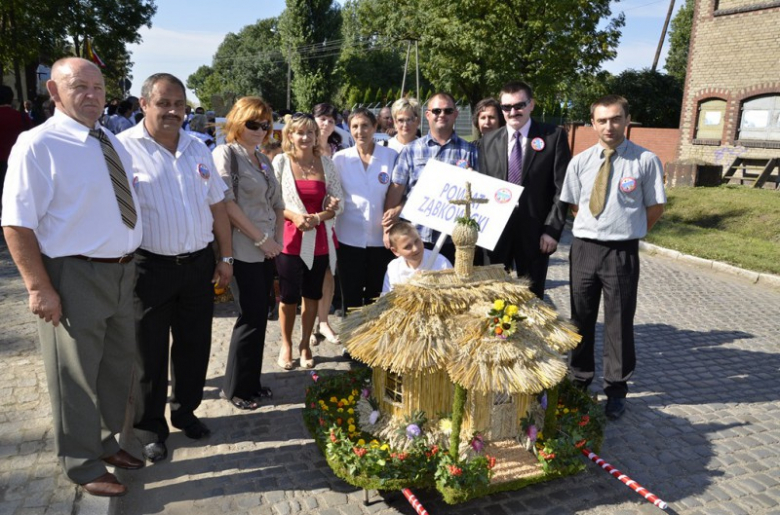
[254,233,269,247]
[314,213,321,225]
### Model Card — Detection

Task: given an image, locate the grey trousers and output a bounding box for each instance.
[38,256,137,484]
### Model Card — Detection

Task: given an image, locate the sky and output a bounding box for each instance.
[126,0,682,103]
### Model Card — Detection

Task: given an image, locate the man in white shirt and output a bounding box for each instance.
[2,57,144,497]
[118,73,232,463]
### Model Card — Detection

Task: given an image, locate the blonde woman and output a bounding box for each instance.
[273,113,343,369]
[213,96,283,410]
[385,97,421,153]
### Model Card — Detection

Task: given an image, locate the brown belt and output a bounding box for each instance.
[71,254,135,264]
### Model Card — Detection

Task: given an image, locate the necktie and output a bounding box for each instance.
[508,130,523,185]
[589,148,616,218]
[89,129,137,228]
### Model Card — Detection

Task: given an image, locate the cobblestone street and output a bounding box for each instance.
[1,229,779,515]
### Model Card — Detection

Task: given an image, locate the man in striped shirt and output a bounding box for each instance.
[118,73,233,463]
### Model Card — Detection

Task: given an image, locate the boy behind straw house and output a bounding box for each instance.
[382,222,452,293]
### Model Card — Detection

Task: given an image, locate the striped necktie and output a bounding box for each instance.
[508,130,523,185]
[589,148,616,217]
[89,129,137,229]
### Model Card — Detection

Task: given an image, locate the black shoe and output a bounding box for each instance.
[142,442,168,463]
[605,397,626,420]
[182,420,211,439]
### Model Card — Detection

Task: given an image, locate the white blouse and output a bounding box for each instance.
[332,144,398,248]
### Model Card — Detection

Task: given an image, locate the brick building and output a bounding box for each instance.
[676,0,780,187]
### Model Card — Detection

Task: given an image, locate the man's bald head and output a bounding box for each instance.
[47,57,105,127]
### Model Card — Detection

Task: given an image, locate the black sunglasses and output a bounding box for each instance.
[428,107,455,116]
[245,120,271,131]
[292,112,314,120]
[500,102,529,112]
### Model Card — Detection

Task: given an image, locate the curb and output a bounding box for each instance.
[639,241,780,289]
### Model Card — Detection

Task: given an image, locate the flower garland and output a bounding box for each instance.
[486,299,524,338]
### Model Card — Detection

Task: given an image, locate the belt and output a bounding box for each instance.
[71,254,135,264]
[136,247,208,265]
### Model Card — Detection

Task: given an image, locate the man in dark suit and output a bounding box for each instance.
[478,81,571,298]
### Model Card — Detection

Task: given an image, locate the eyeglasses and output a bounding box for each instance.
[395,117,416,125]
[428,107,455,116]
[245,120,271,131]
[500,102,529,112]
[292,112,314,121]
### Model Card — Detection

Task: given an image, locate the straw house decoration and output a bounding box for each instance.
[341,183,582,457]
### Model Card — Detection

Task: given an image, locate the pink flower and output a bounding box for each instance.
[527,424,538,442]
[471,434,484,453]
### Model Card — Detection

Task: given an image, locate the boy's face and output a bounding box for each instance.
[390,233,424,268]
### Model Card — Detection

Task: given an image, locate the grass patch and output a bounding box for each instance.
[645,185,780,275]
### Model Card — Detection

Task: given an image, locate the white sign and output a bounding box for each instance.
[400,160,524,251]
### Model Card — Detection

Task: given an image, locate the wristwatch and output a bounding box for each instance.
[221,256,234,265]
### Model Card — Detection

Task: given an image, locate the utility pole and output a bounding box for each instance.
[286,46,292,110]
[652,0,676,72]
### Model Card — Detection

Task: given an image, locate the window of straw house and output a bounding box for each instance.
[493,392,513,405]
[738,95,780,141]
[385,372,403,403]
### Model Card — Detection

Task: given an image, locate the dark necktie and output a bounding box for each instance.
[589,148,616,217]
[508,130,523,185]
[89,129,137,229]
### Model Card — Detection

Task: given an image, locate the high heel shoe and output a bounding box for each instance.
[299,346,315,369]
[277,356,293,371]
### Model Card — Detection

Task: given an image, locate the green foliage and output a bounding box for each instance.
[362,87,373,105]
[279,0,342,112]
[186,18,287,111]
[561,71,612,123]
[449,384,466,460]
[665,0,694,83]
[455,216,479,229]
[355,0,624,108]
[434,452,492,491]
[609,68,683,128]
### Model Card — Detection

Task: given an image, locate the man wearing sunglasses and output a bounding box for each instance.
[118,73,233,462]
[478,81,571,299]
[383,92,478,263]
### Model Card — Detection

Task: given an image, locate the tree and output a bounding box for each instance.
[608,69,683,128]
[664,0,694,83]
[278,0,342,112]
[561,71,612,123]
[187,17,288,111]
[355,0,624,108]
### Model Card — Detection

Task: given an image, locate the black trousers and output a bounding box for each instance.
[133,248,215,444]
[489,214,549,299]
[568,237,639,398]
[336,244,394,313]
[222,259,274,400]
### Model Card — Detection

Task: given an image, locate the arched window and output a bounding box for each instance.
[695,99,727,141]
[738,95,780,141]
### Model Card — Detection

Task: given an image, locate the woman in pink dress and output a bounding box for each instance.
[272,113,343,369]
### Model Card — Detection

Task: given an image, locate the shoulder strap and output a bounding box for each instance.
[228,145,239,199]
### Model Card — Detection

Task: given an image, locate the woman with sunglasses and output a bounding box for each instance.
[273,113,343,370]
[213,96,284,410]
[385,97,421,153]
[310,103,344,345]
[333,108,397,318]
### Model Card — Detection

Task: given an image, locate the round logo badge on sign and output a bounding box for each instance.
[494,188,513,204]
[378,171,390,185]
[531,137,545,151]
[197,163,210,179]
[456,159,470,169]
[619,177,637,193]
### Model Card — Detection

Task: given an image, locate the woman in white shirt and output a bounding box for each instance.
[333,108,398,314]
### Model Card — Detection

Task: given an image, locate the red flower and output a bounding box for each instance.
[431,445,439,455]
[353,447,367,457]
[487,455,497,470]
[330,432,337,443]
[448,465,463,477]
[310,403,316,408]
[575,439,587,449]
[579,415,590,427]
[336,418,343,426]
[319,418,325,426]
[397,452,408,461]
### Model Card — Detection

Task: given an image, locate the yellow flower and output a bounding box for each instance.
[348,408,354,414]
[506,304,519,316]
[537,431,544,440]
[563,408,570,414]
[329,396,338,403]
[439,419,453,432]
[347,418,354,425]
[380,444,389,451]
[348,424,356,432]
[370,440,380,447]
[348,395,354,402]
[493,299,505,311]
[321,405,329,411]
[357,439,366,446]
[502,315,511,323]
[351,389,359,396]
[340,398,348,405]
[337,408,344,413]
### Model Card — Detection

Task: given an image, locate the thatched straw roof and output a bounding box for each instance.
[341,264,581,394]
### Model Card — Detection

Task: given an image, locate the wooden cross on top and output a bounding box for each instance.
[449,181,488,219]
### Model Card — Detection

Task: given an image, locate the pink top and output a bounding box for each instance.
[282,180,336,256]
